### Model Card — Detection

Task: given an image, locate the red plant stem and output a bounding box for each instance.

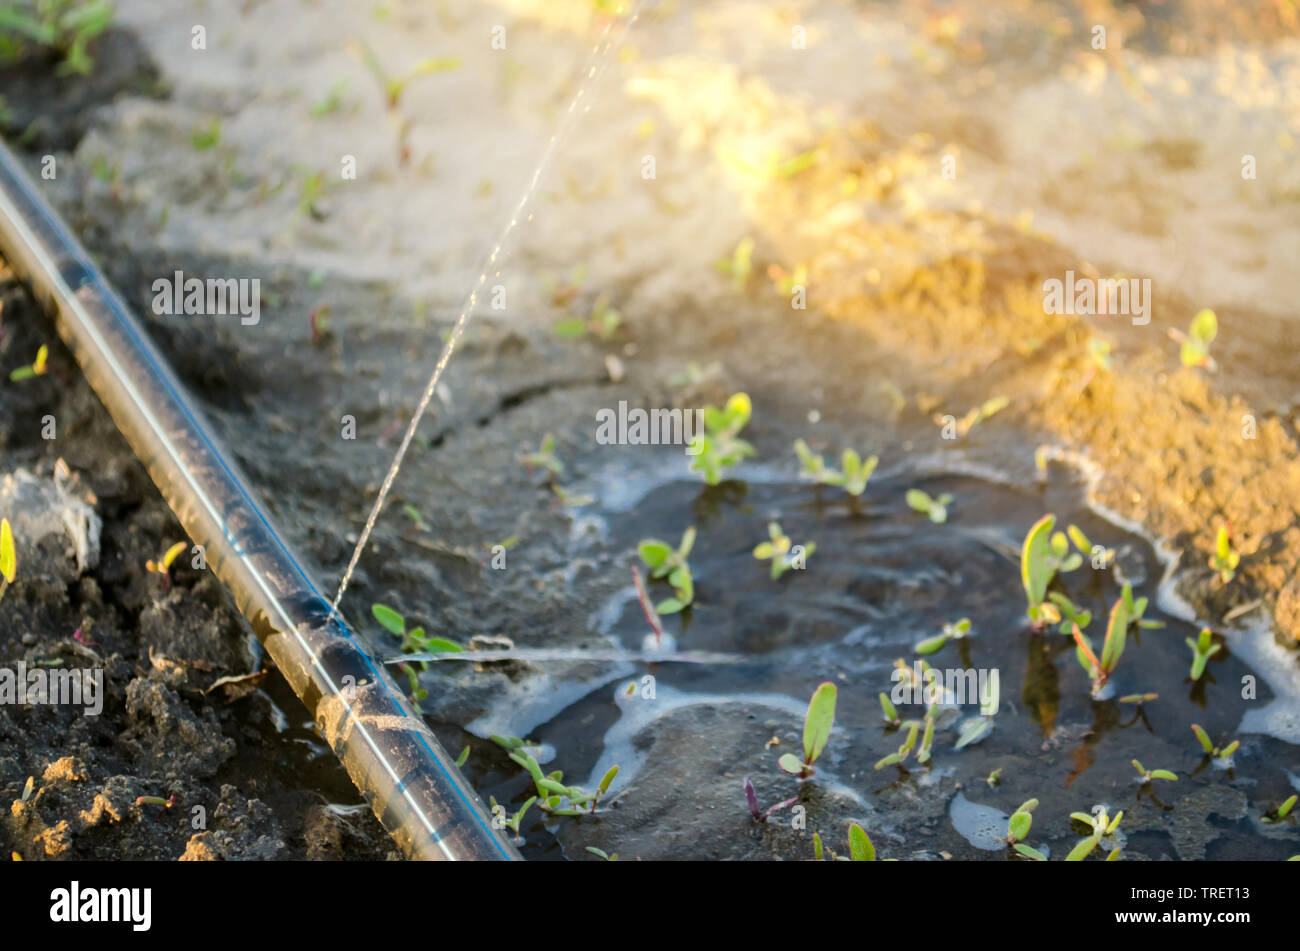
[632,566,664,648]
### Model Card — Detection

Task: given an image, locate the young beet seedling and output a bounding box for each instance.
[1072,599,1127,698]
[1172,308,1217,371]
[585,846,618,861]
[1191,724,1239,763]
[145,541,187,589]
[518,434,563,477]
[793,440,879,497]
[743,777,797,822]
[637,526,696,614]
[753,521,815,580]
[0,518,14,603]
[1131,760,1178,785]
[1004,798,1039,853]
[1210,524,1239,584]
[916,618,972,655]
[688,393,755,486]
[905,489,953,523]
[554,293,622,341]
[9,344,47,382]
[372,603,462,673]
[778,683,837,780]
[1186,627,1221,681]
[934,395,1009,439]
[1261,795,1297,824]
[811,823,876,861]
[1066,805,1124,861]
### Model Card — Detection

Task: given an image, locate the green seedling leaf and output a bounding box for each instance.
[598,766,619,796]
[1021,514,1056,620]
[0,518,15,586]
[848,823,875,861]
[915,633,949,655]
[1013,843,1046,861]
[1066,836,1099,861]
[1149,770,1178,782]
[1191,724,1214,755]
[954,717,992,749]
[802,682,837,765]
[1008,811,1032,843]
[1100,598,1128,675]
[879,692,900,724]
[1277,794,1297,819]
[778,753,805,776]
[371,603,405,636]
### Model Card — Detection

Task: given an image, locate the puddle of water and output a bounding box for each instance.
[427,458,1300,860]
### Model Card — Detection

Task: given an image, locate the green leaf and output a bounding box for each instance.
[1066,836,1099,862]
[1191,724,1213,754]
[455,745,470,767]
[371,603,405,635]
[1278,794,1297,818]
[1013,843,1046,861]
[598,766,620,795]
[954,717,991,749]
[1100,598,1128,674]
[906,489,931,513]
[778,752,805,775]
[873,753,900,770]
[655,598,685,615]
[638,540,671,568]
[848,823,875,861]
[553,318,587,338]
[1021,514,1056,614]
[802,683,837,764]
[915,633,949,655]
[879,692,899,723]
[1149,770,1178,782]
[1067,524,1092,553]
[1008,811,1031,842]
[423,637,462,654]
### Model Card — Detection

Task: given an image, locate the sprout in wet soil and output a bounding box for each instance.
[1071,598,1128,699]
[1210,523,1240,584]
[915,617,972,655]
[8,343,47,381]
[905,488,953,523]
[752,520,815,580]
[687,392,755,485]
[777,682,837,780]
[637,526,696,614]
[793,439,878,497]
[1131,760,1179,785]
[1172,307,1218,371]
[1190,724,1240,765]
[1186,627,1221,681]
[811,822,876,861]
[144,541,187,590]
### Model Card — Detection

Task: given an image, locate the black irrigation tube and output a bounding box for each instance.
[0,139,520,861]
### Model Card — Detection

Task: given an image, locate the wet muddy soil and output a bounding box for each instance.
[2,0,1298,860]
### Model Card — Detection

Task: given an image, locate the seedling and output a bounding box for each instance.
[637,526,695,614]
[554,293,622,340]
[666,360,723,388]
[875,720,920,769]
[905,489,953,523]
[986,767,1002,787]
[135,794,176,816]
[847,823,876,861]
[687,393,755,485]
[1131,760,1177,785]
[504,741,622,818]
[878,692,901,727]
[1047,592,1091,635]
[915,617,972,655]
[1005,798,1038,845]
[1186,627,1221,681]
[1118,692,1159,704]
[145,541,187,589]
[371,603,462,661]
[1172,308,1217,371]
[191,118,221,151]
[1119,582,1163,629]
[0,517,14,603]
[935,395,1009,438]
[9,344,47,381]
[1191,724,1239,762]
[309,80,349,118]
[455,745,470,768]
[0,0,113,75]
[550,484,594,508]
[1072,599,1127,698]
[350,39,461,108]
[518,433,563,477]
[1066,804,1123,861]
[585,846,618,861]
[743,777,796,822]
[1020,515,1090,626]
[793,440,878,496]
[1066,523,1115,569]
[1262,795,1297,824]
[714,236,755,292]
[1210,524,1239,584]
[752,521,815,580]
[777,683,836,780]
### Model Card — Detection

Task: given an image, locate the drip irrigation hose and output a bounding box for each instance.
[0,140,520,861]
